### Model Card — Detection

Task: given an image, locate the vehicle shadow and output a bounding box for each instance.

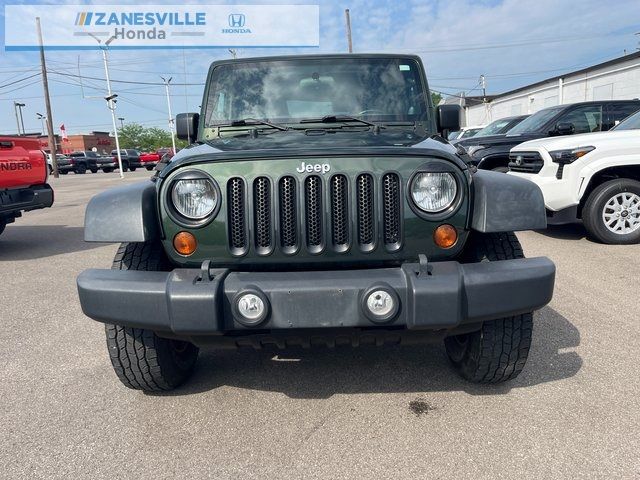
[154,306,581,398]
[0,225,104,260]
[535,223,587,241]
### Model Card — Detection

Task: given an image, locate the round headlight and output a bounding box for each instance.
[171,178,218,219]
[411,172,457,213]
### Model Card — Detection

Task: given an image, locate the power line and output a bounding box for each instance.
[0,72,41,89]
[48,69,204,86]
[0,79,43,96]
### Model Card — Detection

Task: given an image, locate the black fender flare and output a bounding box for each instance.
[84,181,160,242]
[470,170,547,232]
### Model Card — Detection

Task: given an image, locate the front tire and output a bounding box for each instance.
[444,232,533,383]
[105,242,199,391]
[582,179,640,244]
[75,163,87,174]
[129,166,137,172]
[0,218,6,237]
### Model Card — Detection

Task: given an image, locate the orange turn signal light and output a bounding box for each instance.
[434,224,458,249]
[173,231,197,256]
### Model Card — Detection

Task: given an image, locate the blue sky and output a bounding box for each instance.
[1,0,639,135]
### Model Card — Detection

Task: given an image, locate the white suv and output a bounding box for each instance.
[509,110,640,244]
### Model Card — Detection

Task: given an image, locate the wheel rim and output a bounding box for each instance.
[602,192,640,235]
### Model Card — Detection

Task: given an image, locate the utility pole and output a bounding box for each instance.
[36,17,59,177]
[480,74,490,122]
[160,76,177,154]
[90,34,124,178]
[13,102,25,135]
[344,9,353,53]
[117,117,125,128]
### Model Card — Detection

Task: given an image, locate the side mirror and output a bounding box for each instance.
[555,122,575,136]
[436,105,462,136]
[176,113,199,142]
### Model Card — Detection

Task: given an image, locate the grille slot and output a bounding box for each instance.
[382,173,401,249]
[356,174,375,250]
[305,175,324,252]
[330,175,349,251]
[278,176,298,253]
[227,177,247,254]
[253,177,272,254]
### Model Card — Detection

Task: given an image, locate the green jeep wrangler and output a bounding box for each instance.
[77,54,555,391]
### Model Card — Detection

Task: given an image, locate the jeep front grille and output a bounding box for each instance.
[226,173,403,256]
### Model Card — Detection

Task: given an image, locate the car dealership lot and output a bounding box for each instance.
[1,171,638,479]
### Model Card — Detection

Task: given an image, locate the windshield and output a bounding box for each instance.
[459,128,481,139]
[476,118,515,136]
[202,58,428,131]
[613,110,640,130]
[507,107,563,135]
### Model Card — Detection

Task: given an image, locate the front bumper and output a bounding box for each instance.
[0,184,54,216]
[77,257,555,336]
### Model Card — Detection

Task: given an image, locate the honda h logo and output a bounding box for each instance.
[228,14,245,28]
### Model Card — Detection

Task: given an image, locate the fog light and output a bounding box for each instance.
[363,286,399,323]
[173,231,197,256]
[234,290,269,326]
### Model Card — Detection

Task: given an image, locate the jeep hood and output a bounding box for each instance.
[160,134,468,178]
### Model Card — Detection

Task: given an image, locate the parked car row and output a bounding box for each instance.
[46,148,175,174]
[446,99,640,244]
[457,99,640,171]
[509,107,640,245]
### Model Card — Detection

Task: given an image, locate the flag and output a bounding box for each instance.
[60,123,69,142]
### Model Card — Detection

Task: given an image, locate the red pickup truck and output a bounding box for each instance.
[0,136,54,236]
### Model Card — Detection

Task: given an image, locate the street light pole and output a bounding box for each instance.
[37,113,46,133]
[160,76,177,154]
[90,34,124,178]
[14,102,23,135]
[117,117,125,128]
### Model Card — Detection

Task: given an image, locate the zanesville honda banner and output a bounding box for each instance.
[4,4,319,50]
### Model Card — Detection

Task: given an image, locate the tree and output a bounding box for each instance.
[431,91,443,107]
[117,123,175,151]
[117,123,145,149]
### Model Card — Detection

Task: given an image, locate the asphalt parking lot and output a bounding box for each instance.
[1,171,639,479]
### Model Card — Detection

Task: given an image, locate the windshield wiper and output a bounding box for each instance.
[214,118,289,131]
[300,115,384,129]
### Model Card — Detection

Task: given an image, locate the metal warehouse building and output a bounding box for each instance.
[460,51,640,126]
